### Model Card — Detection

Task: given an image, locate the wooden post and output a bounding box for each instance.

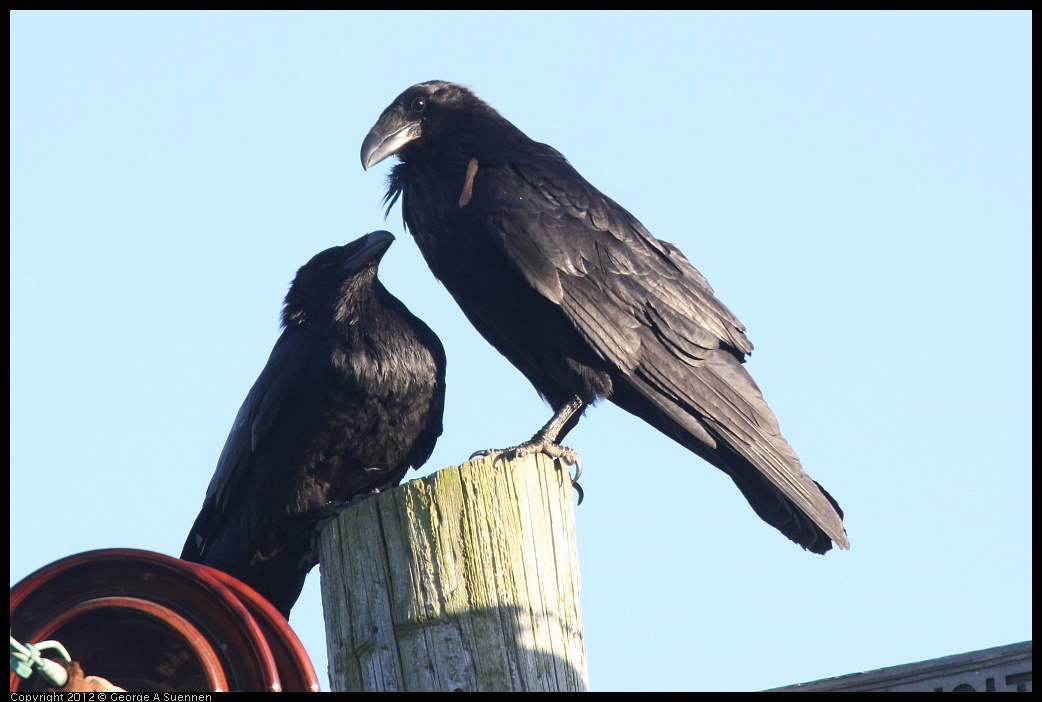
[317,453,588,692]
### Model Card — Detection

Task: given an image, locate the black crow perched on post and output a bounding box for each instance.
[182,231,446,616]
[361,81,847,554]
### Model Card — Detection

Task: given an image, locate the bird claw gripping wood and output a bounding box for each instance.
[306,489,384,552]
[469,443,584,505]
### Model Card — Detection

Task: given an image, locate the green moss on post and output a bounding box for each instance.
[317,453,588,692]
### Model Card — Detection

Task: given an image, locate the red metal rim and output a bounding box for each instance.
[27,595,230,692]
[183,560,321,692]
[10,548,316,692]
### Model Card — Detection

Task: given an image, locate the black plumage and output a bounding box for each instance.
[361,81,847,554]
[181,231,446,616]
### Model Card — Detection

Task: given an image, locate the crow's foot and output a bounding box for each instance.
[306,489,383,551]
[469,441,583,505]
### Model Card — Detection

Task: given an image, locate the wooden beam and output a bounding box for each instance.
[318,453,587,692]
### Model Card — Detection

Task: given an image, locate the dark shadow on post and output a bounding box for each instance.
[317,454,588,692]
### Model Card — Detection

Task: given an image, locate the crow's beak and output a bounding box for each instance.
[361,111,421,170]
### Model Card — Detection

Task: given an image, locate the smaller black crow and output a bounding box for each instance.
[182,231,446,617]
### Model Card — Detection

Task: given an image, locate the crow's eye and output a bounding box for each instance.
[410,97,426,113]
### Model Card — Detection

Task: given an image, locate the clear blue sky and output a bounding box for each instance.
[11,11,1031,692]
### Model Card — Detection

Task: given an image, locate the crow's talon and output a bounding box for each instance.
[568,454,583,482]
[549,456,584,506]
[469,448,515,467]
